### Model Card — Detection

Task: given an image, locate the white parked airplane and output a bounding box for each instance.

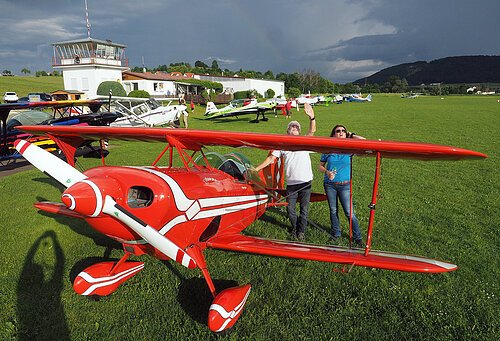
[94,96,187,127]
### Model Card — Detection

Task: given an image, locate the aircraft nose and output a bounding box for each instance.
[62,180,102,217]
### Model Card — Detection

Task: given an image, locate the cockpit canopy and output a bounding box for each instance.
[196,151,254,181]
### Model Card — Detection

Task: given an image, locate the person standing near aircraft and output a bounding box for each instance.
[190,99,195,113]
[178,95,189,128]
[285,98,292,118]
[318,125,365,247]
[255,103,316,240]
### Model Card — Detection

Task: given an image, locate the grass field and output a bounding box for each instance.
[0,76,63,99]
[0,94,499,340]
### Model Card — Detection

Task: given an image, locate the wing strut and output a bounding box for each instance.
[364,151,382,256]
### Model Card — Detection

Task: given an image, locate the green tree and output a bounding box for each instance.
[2,70,12,76]
[211,60,219,69]
[97,81,127,97]
[263,70,274,80]
[265,88,275,98]
[287,87,301,98]
[21,68,31,75]
[195,60,209,68]
[128,90,150,98]
[35,70,48,77]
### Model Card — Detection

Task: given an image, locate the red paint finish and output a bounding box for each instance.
[73,261,144,296]
[208,284,252,332]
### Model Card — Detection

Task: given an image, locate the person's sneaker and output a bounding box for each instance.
[354,239,364,248]
[297,232,305,241]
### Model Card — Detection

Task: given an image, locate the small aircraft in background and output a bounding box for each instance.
[204,98,275,122]
[93,96,187,127]
[296,96,319,105]
[0,99,112,164]
[345,94,372,102]
[14,124,486,332]
[401,92,420,99]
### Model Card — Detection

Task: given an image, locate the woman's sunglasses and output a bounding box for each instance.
[335,129,346,133]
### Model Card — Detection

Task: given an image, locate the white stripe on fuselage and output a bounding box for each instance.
[122,167,268,244]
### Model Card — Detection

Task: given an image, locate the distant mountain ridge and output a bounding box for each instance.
[355,55,500,85]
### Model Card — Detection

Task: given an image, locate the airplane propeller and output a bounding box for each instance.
[14,139,86,188]
[14,139,196,269]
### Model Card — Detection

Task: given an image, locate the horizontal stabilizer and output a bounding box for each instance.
[207,234,457,273]
[35,202,86,219]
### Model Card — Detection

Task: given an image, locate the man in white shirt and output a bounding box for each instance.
[255,103,316,240]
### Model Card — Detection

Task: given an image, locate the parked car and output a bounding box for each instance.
[28,92,53,102]
[3,92,18,103]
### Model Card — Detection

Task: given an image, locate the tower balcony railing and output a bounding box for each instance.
[53,57,128,67]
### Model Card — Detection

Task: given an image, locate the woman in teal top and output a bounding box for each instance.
[319,124,365,247]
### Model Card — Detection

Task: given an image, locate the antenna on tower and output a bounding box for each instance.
[142,56,146,73]
[85,0,91,38]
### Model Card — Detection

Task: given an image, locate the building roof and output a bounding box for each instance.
[52,89,85,94]
[122,71,195,81]
[52,37,127,48]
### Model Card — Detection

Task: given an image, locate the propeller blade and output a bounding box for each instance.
[101,195,196,269]
[14,139,86,188]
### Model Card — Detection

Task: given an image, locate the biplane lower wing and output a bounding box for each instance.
[16,126,487,160]
[207,234,457,273]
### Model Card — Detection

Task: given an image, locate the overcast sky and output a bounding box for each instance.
[1,0,499,83]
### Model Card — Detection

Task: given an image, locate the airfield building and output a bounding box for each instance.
[52,38,284,99]
[52,38,128,98]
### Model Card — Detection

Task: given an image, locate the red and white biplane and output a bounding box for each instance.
[14,125,486,332]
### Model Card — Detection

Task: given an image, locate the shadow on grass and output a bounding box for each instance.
[17,230,69,340]
[35,195,122,258]
[160,261,239,326]
[33,176,66,192]
[259,206,334,237]
[177,278,238,325]
[257,207,289,231]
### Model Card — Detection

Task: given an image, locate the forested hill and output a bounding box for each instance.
[354,55,500,85]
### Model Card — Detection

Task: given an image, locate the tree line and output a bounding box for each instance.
[2,69,61,77]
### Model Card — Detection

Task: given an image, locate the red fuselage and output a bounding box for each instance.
[79,166,268,258]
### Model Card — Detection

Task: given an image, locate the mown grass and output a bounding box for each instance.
[0,76,63,99]
[1,94,498,340]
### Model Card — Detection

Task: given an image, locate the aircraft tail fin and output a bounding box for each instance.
[205,102,218,115]
[366,94,372,101]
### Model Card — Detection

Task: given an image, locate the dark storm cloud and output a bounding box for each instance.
[0,0,499,83]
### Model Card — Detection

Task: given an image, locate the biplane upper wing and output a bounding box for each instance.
[206,234,457,273]
[17,125,487,160]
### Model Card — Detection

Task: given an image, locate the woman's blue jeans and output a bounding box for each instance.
[324,182,362,241]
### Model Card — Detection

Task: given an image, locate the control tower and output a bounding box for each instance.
[52,38,128,98]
